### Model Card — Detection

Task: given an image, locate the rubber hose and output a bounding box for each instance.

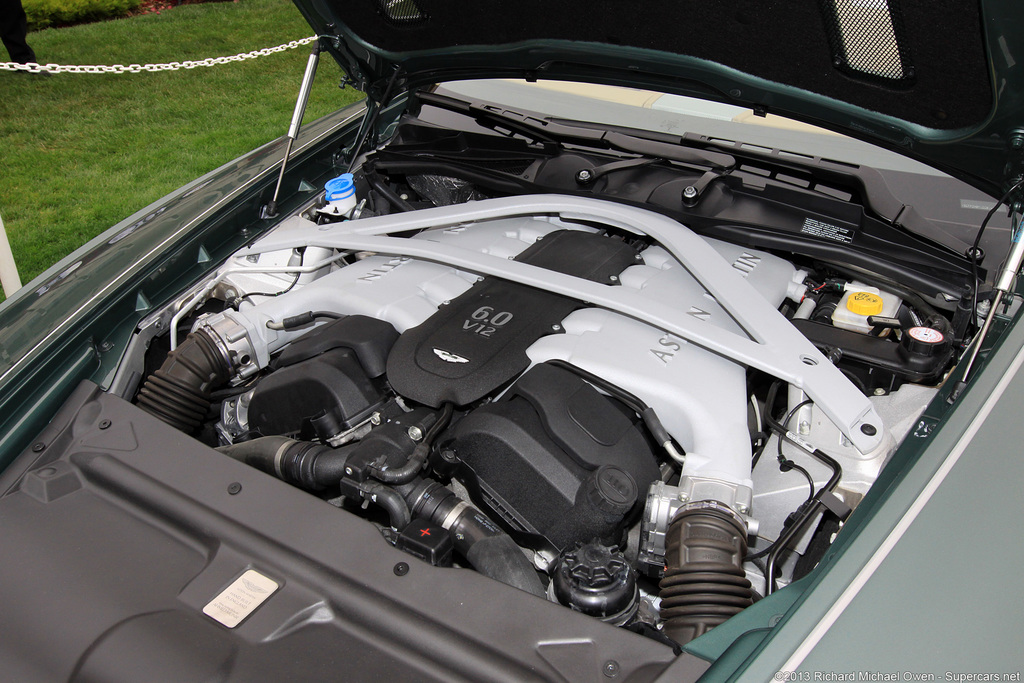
[408,480,546,598]
[368,403,452,485]
[358,481,412,530]
[659,505,754,645]
[137,329,232,433]
[218,437,353,490]
[219,438,408,528]
[367,173,415,213]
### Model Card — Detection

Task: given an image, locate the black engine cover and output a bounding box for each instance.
[386,230,640,407]
[248,316,397,440]
[442,363,661,552]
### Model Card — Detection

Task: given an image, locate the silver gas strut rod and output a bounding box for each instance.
[263,39,321,219]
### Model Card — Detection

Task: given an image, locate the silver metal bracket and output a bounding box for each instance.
[242,194,885,453]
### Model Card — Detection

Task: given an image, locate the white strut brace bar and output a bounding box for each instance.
[242,194,885,453]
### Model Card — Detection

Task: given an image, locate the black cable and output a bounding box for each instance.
[267,310,343,331]
[346,67,402,172]
[749,431,770,469]
[970,178,1024,320]
[752,380,783,469]
[238,272,301,307]
[781,461,816,502]
[777,398,813,460]
[745,382,841,582]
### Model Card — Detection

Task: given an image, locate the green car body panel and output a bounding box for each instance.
[1,0,1023,679]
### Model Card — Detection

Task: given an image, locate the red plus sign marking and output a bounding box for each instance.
[419,528,431,537]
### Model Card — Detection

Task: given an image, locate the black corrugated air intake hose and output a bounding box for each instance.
[659,503,754,646]
[404,480,546,598]
[136,328,233,433]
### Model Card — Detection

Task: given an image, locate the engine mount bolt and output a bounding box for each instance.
[609,275,619,282]
[394,562,410,577]
[227,482,242,495]
[860,423,878,436]
[576,169,594,183]
[370,412,382,426]
[603,660,620,678]
[345,467,354,476]
[99,419,112,430]
[682,185,699,200]
[552,324,561,332]
[407,426,424,442]
[873,387,886,396]
[31,442,45,453]
[441,449,458,463]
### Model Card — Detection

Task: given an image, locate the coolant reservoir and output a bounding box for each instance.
[831,283,901,334]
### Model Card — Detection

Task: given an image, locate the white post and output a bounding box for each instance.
[0,212,23,297]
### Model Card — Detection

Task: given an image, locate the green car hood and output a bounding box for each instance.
[293,0,1024,197]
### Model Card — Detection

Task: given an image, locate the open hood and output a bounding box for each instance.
[293,0,1024,197]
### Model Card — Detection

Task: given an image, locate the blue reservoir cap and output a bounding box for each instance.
[324,173,356,201]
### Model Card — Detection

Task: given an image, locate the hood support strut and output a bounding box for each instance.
[263,39,322,219]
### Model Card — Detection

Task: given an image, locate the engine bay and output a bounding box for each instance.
[105,105,977,650]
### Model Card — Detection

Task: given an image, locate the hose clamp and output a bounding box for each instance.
[440,500,471,530]
[676,499,747,531]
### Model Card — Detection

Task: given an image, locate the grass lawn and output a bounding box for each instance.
[0,0,363,300]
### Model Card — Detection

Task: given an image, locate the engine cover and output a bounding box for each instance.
[387,230,640,406]
[442,363,661,552]
[247,316,397,440]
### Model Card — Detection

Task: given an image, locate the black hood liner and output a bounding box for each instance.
[324,0,991,131]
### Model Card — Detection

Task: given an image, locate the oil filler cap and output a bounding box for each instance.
[846,291,884,316]
[585,465,638,517]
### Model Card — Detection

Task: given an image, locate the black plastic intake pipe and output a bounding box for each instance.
[137,329,233,433]
[406,480,546,598]
[659,504,754,645]
[218,437,412,529]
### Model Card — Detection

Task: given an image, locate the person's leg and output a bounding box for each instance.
[1,1,37,64]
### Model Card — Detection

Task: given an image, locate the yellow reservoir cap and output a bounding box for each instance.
[846,291,884,316]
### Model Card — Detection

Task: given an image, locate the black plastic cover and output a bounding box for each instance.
[274,314,398,377]
[396,518,454,567]
[443,363,659,551]
[249,316,398,439]
[792,318,953,392]
[0,383,689,682]
[553,542,638,620]
[387,230,640,407]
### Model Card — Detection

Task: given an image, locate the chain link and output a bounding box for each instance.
[1,36,317,74]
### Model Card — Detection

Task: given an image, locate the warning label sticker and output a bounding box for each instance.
[800,217,855,244]
[960,199,996,211]
[203,569,279,628]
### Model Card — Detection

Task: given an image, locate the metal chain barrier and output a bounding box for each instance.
[0,36,317,74]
